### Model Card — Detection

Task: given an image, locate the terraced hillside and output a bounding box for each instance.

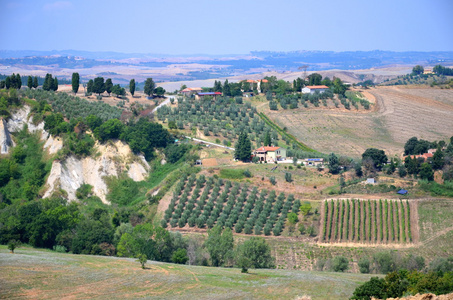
[161,174,300,236]
[264,87,453,157]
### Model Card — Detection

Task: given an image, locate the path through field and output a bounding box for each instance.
[265,87,453,157]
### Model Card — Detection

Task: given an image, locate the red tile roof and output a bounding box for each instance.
[181,87,203,92]
[255,146,281,152]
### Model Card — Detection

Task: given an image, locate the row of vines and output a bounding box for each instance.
[321,199,413,244]
[162,174,301,236]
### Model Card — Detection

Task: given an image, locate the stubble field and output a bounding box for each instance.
[264,87,453,158]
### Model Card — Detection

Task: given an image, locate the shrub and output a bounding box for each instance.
[359,257,370,273]
[287,212,298,224]
[269,176,276,185]
[285,172,292,182]
[171,248,188,264]
[331,256,349,272]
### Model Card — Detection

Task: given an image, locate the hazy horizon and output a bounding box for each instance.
[1,0,452,55]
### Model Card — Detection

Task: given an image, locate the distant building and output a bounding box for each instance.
[302,85,329,94]
[241,79,268,93]
[180,87,203,97]
[366,178,376,184]
[195,92,222,100]
[253,146,286,163]
[303,158,324,166]
[403,150,436,162]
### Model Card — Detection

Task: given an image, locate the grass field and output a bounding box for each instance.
[0,246,376,300]
[262,86,453,157]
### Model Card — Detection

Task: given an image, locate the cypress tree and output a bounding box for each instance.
[15,74,21,89]
[264,131,271,146]
[33,76,38,88]
[72,72,80,94]
[235,132,252,162]
[53,77,58,91]
[43,73,52,91]
[129,79,135,96]
[27,76,33,89]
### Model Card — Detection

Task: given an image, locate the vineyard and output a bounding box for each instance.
[161,174,301,236]
[320,199,416,244]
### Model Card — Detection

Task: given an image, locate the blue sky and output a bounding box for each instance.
[1,0,452,54]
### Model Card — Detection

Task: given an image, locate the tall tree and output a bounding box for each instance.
[328,153,340,174]
[104,78,113,96]
[43,73,52,91]
[264,131,271,146]
[27,76,33,89]
[307,73,322,85]
[52,77,58,91]
[205,225,234,267]
[112,84,125,97]
[129,79,135,96]
[333,77,347,96]
[87,79,94,93]
[144,78,155,97]
[419,162,434,181]
[33,76,38,88]
[234,132,252,162]
[236,237,274,272]
[412,65,424,75]
[93,77,105,95]
[15,74,21,89]
[213,80,222,92]
[5,76,11,89]
[223,79,231,96]
[362,148,387,170]
[72,72,80,94]
[154,86,166,97]
[432,146,444,170]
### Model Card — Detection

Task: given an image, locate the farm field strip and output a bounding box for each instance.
[162,174,300,236]
[320,199,417,244]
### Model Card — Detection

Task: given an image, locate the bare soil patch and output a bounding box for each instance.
[201,158,218,167]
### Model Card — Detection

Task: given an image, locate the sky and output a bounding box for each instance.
[1,0,452,55]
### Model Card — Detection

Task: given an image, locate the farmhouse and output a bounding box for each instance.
[180,87,203,97]
[242,79,268,93]
[301,85,329,94]
[403,150,436,162]
[253,146,286,163]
